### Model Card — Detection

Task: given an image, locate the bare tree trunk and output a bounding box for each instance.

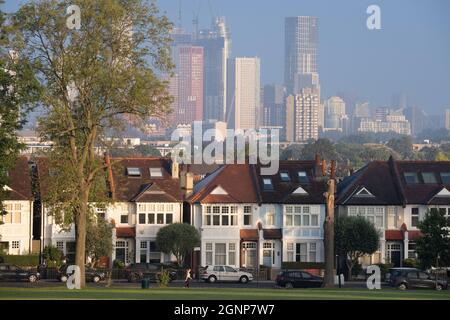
[346,259,353,281]
[323,178,336,287]
[75,187,89,288]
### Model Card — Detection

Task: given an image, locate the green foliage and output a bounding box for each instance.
[386,136,415,159]
[156,223,200,266]
[402,259,420,268]
[11,0,173,285]
[109,144,161,157]
[157,268,171,288]
[42,245,62,266]
[2,254,39,266]
[416,209,450,268]
[281,262,325,270]
[86,218,113,266]
[0,1,41,222]
[335,215,380,279]
[113,259,125,269]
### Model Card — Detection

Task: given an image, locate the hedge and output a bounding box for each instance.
[0,255,40,266]
[281,262,325,270]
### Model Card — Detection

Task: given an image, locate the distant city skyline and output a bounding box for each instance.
[3,0,450,115]
[154,0,450,114]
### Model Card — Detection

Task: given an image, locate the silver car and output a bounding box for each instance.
[201,265,254,284]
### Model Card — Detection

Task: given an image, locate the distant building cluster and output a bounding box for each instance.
[145,14,447,145]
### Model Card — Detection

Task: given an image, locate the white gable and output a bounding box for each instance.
[211,185,228,195]
[355,187,374,197]
[292,186,308,195]
[435,188,450,197]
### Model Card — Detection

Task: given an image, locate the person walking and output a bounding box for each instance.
[184,268,192,288]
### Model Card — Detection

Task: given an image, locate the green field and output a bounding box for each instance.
[0,286,449,300]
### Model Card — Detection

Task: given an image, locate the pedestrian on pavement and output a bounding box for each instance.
[184,268,192,288]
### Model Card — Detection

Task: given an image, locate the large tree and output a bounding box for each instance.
[0,1,41,227]
[12,0,173,287]
[156,223,201,267]
[416,209,450,268]
[335,215,380,280]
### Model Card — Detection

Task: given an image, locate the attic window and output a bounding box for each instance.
[280,172,290,182]
[149,167,163,178]
[127,167,141,177]
[263,178,274,190]
[441,173,450,184]
[297,171,309,183]
[422,172,437,184]
[404,172,419,184]
[355,188,373,197]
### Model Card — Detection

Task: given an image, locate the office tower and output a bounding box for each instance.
[170,45,204,125]
[446,109,450,130]
[359,110,411,135]
[226,57,261,130]
[324,96,346,131]
[284,16,318,95]
[375,107,390,122]
[195,17,230,122]
[404,106,426,136]
[392,93,408,109]
[285,88,319,142]
[263,84,286,127]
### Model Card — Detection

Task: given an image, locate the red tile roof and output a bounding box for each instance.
[408,230,423,241]
[240,229,259,241]
[189,165,258,204]
[109,157,184,202]
[116,227,135,238]
[385,230,403,240]
[263,228,282,240]
[4,156,32,201]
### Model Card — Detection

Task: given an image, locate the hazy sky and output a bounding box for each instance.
[3,0,450,114]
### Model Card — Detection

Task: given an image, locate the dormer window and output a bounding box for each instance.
[149,167,163,178]
[297,171,309,183]
[404,172,419,184]
[280,172,290,182]
[441,173,450,184]
[422,172,437,184]
[263,178,274,190]
[127,167,141,177]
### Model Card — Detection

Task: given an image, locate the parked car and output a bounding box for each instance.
[57,265,106,283]
[200,265,253,283]
[275,270,323,288]
[124,263,178,283]
[386,267,448,290]
[0,263,40,282]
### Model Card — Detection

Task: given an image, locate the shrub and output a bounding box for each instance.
[3,255,39,266]
[113,259,125,269]
[157,269,171,288]
[42,245,62,266]
[403,258,420,268]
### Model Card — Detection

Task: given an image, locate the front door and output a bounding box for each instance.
[391,251,401,268]
[387,242,402,267]
[263,242,275,267]
[242,242,257,268]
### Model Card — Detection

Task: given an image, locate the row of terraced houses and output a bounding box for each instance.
[2,155,450,272]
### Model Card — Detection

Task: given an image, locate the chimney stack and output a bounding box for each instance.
[314,154,322,177]
[330,160,336,179]
[171,160,179,179]
[321,159,327,177]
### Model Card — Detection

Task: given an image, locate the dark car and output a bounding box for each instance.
[276,270,323,288]
[125,263,178,283]
[386,268,448,291]
[57,265,106,283]
[0,263,40,282]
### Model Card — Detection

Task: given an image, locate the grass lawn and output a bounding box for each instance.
[0,286,449,300]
